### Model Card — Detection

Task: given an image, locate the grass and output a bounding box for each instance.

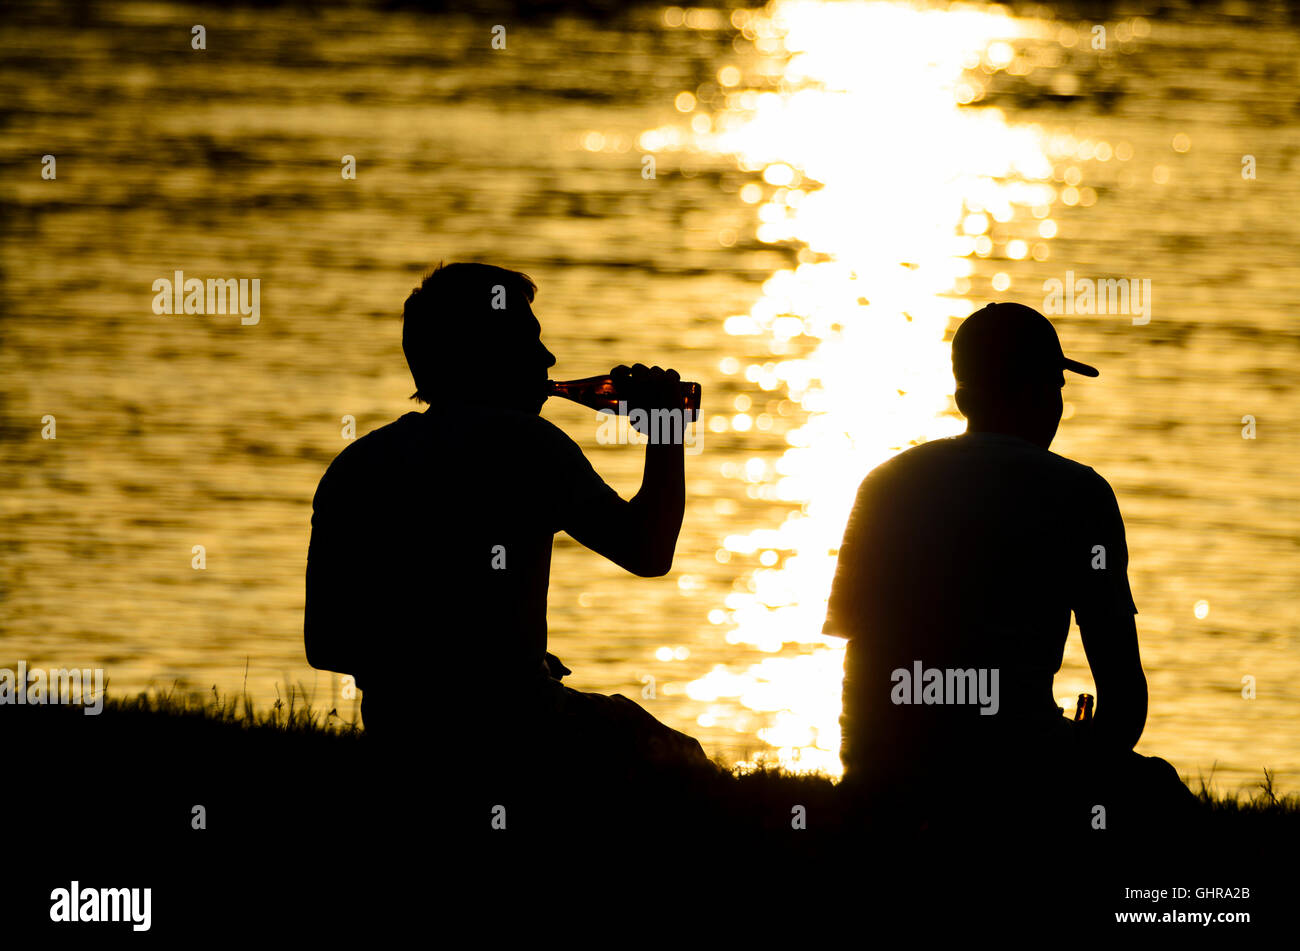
[9,684,1297,932]
[11,682,1297,830]
[108,679,366,736]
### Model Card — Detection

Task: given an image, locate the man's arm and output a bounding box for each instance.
[1078,613,1148,749]
[822,473,880,639]
[304,460,365,674]
[563,364,686,578]
[1075,473,1147,750]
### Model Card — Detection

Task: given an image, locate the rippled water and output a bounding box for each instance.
[2,0,1297,794]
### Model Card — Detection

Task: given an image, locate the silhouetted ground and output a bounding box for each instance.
[8,690,1296,936]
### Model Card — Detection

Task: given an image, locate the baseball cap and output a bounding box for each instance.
[952,302,1098,388]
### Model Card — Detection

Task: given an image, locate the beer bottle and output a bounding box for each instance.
[1074,693,1094,722]
[546,374,702,416]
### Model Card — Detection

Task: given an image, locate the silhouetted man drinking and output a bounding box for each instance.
[824,302,1194,834]
[303,262,711,784]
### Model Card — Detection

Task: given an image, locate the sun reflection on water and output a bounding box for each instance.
[661,1,1064,776]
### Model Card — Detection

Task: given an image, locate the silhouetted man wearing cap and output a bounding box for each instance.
[825,302,1194,834]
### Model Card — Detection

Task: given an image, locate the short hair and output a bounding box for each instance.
[402,262,537,402]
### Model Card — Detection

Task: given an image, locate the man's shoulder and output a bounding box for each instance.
[312,413,424,503]
[1039,446,1107,491]
[324,412,422,468]
[319,409,582,481]
[503,407,582,444]
[486,408,595,463]
[869,434,1110,493]
[326,406,571,453]
[1038,446,1115,497]
[866,436,963,481]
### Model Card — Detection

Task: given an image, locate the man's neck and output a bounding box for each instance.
[964,423,1050,450]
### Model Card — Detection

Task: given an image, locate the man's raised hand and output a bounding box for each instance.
[611,363,682,437]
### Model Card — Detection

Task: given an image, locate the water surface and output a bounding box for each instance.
[2,0,1297,794]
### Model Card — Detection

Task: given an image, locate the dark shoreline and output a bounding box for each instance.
[6,689,1296,934]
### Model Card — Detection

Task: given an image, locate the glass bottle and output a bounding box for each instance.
[1074,693,1094,722]
[546,374,701,416]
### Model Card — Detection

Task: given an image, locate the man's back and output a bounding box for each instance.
[825,432,1137,784]
[304,405,620,724]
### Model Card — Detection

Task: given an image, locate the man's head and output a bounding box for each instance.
[952,302,1098,449]
[403,262,556,412]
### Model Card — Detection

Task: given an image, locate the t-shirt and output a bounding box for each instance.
[304,406,622,706]
[823,431,1137,772]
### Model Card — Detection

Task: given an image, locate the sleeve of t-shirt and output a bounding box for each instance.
[304,452,362,673]
[527,416,624,534]
[304,444,389,675]
[1071,470,1139,626]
